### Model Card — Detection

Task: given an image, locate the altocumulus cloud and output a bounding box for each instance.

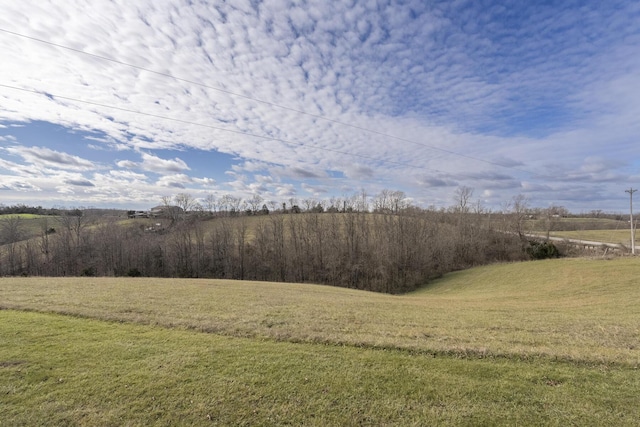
[5,146,95,171]
[64,178,95,187]
[114,153,191,174]
[0,1,638,210]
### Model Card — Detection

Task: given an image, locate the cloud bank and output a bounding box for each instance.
[0,0,639,210]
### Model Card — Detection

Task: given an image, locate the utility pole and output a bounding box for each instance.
[626,188,637,255]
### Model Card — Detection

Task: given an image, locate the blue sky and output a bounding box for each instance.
[1,0,639,211]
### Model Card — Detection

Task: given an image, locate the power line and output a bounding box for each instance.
[0,83,455,176]
[0,27,536,176]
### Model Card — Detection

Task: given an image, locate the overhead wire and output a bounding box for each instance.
[0,27,538,177]
[0,83,454,176]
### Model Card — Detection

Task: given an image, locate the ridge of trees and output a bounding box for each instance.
[0,204,63,216]
[0,188,572,293]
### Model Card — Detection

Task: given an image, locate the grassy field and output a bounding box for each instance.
[549,229,637,245]
[0,213,51,219]
[525,217,628,231]
[0,214,56,241]
[2,258,640,425]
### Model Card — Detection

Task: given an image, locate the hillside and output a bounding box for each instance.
[2,257,638,366]
[0,211,528,293]
[2,258,639,425]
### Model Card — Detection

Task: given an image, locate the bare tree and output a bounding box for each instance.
[302,198,316,212]
[159,196,181,223]
[191,202,204,217]
[217,194,230,214]
[174,193,197,213]
[247,194,264,213]
[208,218,234,277]
[327,196,342,213]
[542,205,566,239]
[343,194,357,212]
[38,217,53,274]
[508,194,530,241]
[0,216,24,275]
[288,197,299,212]
[228,196,243,216]
[373,189,391,213]
[235,217,249,279]
[204,193,217,214]
[269,214,287,281]
[454,186,474,215]
[57,208,93,275]
[356,189,369,212]
[168,218,196,277]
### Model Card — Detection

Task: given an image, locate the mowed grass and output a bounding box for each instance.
[0,215,56,242]
[2,310,640,426]
[1,258,639,365]
[0,213,48,219]
[2,258,640,424]
[525,217,627,230]
[549,229,637,245]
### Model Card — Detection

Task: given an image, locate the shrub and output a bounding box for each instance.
[527,240,560,260]
[81,266,97,277]
[127,268,142,277]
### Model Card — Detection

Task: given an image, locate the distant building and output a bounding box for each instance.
[127,210,149,219]
[149,205,184,218]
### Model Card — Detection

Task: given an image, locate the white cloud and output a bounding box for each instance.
[140,152,190,173]
[0,1,639,210]
[0,178,42,192]
[109,170,148,181]
[4,145,96,171]
[192,177,216,186]
[116,160,139,169]
[343,164,374,180]
[301,182,328,196]
[156,173,192,188]
[0,158,39,176]
[274,183,297,197]
[56,185,76,194]
[64,178,94,187]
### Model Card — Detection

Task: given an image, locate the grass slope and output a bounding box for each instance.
[1,258,638,365]
[548,230,637,245]
[2,310,639,426]
[1,258,640,425]
[0,215,55,242]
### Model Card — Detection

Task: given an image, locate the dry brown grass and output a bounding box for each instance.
[1,257,639,366]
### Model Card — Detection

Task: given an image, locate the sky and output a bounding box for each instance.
[1,0,639,212]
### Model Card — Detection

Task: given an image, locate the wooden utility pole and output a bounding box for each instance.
[626,188,637,255]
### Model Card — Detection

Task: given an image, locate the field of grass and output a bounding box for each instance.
[0,213,52,219]
[2,258,640,424]
[0,214,57,241]
[549,229,637,245]
[525,217,627,231]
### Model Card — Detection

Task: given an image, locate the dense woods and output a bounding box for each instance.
[0,193,540,293]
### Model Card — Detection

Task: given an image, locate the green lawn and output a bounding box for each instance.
[2,258,640,425]
[0,214,59,243]
[0,213,48,219]
[2,310,639,426]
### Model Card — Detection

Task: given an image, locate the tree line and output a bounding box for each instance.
[0,204,63,216]
[0,189,545,293]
